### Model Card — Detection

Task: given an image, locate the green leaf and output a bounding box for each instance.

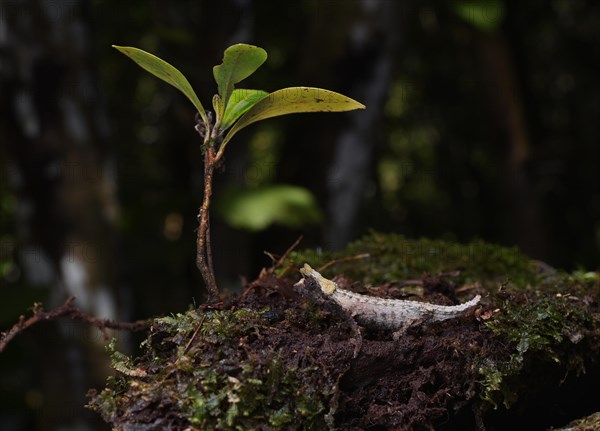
[215,185,322,231]
[221,87,365,148]
[213,44,268,114]
[220,89,268,130]
[453,0,505,32]
[112,45,207,123]
[212,94,223,121]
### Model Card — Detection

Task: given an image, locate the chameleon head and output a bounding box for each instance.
[300,264,337,295]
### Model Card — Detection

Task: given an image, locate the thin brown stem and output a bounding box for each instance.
[183,314,206,354]
[206,212,215,283]
[266,235,303,274]
[196,147,219,301]
[316,253,370,272]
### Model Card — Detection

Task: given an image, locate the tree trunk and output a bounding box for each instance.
[326,0,407,250]
[474,30,546,259]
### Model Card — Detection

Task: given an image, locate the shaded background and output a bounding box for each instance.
[1,0,600,429]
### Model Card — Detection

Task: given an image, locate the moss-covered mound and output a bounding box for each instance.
[88,301,352,430]
[88,232,600,430]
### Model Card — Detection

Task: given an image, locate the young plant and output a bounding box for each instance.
[113,43,365,301]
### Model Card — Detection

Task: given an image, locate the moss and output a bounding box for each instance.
[89,231,600,429]
[477,274,597,409]
[88,308,337,430]
[284,230,537,287]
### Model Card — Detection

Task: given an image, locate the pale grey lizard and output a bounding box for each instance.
[297,263,481,333]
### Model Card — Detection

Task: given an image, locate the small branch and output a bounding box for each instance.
[317,253,370,272]
[241,236,305,297]
[266,235,303,275]
[0,297,150,353]
[183,315,206,354]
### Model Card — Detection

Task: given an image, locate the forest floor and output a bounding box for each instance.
[88,232,600,430]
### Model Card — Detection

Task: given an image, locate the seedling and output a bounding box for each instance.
[113,43,365,301]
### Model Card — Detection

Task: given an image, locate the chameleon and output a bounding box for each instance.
[297,263,481,333]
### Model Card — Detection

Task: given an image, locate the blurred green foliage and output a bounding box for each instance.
[216,185,322,231]
[453,0,506,32]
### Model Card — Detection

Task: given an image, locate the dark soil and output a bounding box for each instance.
[237,273,489,431]
[88,234,600,430]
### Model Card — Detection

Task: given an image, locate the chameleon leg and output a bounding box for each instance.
[346,314,363,358]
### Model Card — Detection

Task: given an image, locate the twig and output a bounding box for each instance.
[456,281,480,293]
[183,315,206,354]
[317,253,370,272]
[0,297,150,353]
[266,235,303,275]
[263,251,277,266]
[394,279,423,287]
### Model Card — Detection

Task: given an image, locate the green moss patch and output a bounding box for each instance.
[88,301,352,430]
[284,230,537,287]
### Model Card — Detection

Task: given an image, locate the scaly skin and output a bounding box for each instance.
[299,264,481,331]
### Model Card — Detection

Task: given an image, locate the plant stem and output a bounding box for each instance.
[206,211,215,282]
[196,144,219,301]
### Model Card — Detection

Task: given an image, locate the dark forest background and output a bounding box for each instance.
[1,0,600,429]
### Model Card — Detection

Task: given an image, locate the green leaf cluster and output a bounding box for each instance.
[112,43,365,156]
